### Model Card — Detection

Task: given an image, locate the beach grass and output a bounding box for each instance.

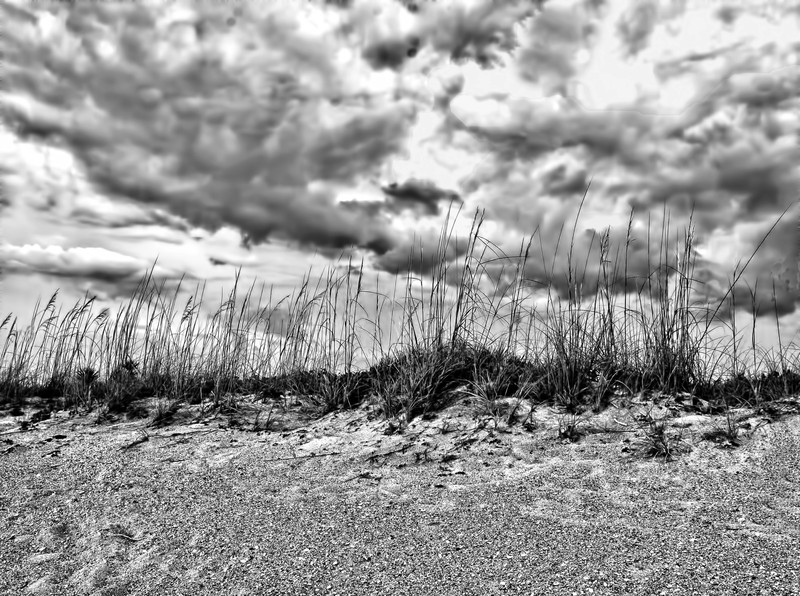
[1,189,798,456]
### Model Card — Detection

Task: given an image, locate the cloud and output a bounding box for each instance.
[2,0,799,329]
[621,133,800,234]
[325,0,354,9]
[513,222,658,303]
[443,1,800,322]
[78,272,188,304]
[0,243,171,283]
[0,0,36,25]
[517,4,593,95]
[71,196,193,231]
[421,0,540,69]
[361,34,421,71]
[380,177,461,215]
[2,1,422,258]
[452,95,652,166]
[615,1,658,58]
[723,214,800,318]
[229,185,399,255]
[539,158,588,196]
[727,69,800,108]
[372,226,470,275]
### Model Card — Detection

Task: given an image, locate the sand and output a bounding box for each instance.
[1,391,799,595]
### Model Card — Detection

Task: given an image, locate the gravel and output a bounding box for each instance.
[1,402,799,596]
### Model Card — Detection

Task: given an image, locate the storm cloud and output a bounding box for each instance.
[1,0,798,326]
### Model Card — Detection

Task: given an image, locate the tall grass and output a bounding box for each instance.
[0,194,798,427]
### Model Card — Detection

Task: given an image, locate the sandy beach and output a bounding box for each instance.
[1,393,799,596]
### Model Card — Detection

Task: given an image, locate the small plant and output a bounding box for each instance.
[149,398,181,427]
[590,369,620,413]
[701,424,742,449]
[251,403,275,432]
[633,419,691,462]
[76,366,99,409]
[558,413,583,443]
[701,406,754,449]
[102,358,144,414]
[297,369,373,415]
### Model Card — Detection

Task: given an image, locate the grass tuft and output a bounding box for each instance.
[0,189,797,461]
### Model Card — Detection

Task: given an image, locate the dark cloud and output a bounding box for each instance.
[361,35,421,71]
[457,101,650,166]
[715,6,740,25]
[381,178,461,215]
[71,198,192,231]
[531,225,656,300]
[539,161,588,196]
[727,70,800,109]
[454,2,800,323]
[725,214,800,317]
[422,0,539,69]
[306,105,417,182]
[623,134,800,235]
[338,199,383,219]
[325,0,353,9]
[470,220,664,309]
[517,5,593,95]
[393,0,421,14]
[205,182,400,255]
[693,262,797,323]
[616,1,658,57]
[713,138,799,214]
[4,0,798,331]
[471,170,797,321]
[3,2,423,259]
[0,0,36,25]
[433,70,465,113]
[337,178,461,223]
[373,227,471,276]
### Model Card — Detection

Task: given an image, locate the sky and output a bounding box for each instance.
[0,0,799,372]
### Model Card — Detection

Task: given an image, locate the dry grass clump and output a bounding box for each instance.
[0,188,797,460]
